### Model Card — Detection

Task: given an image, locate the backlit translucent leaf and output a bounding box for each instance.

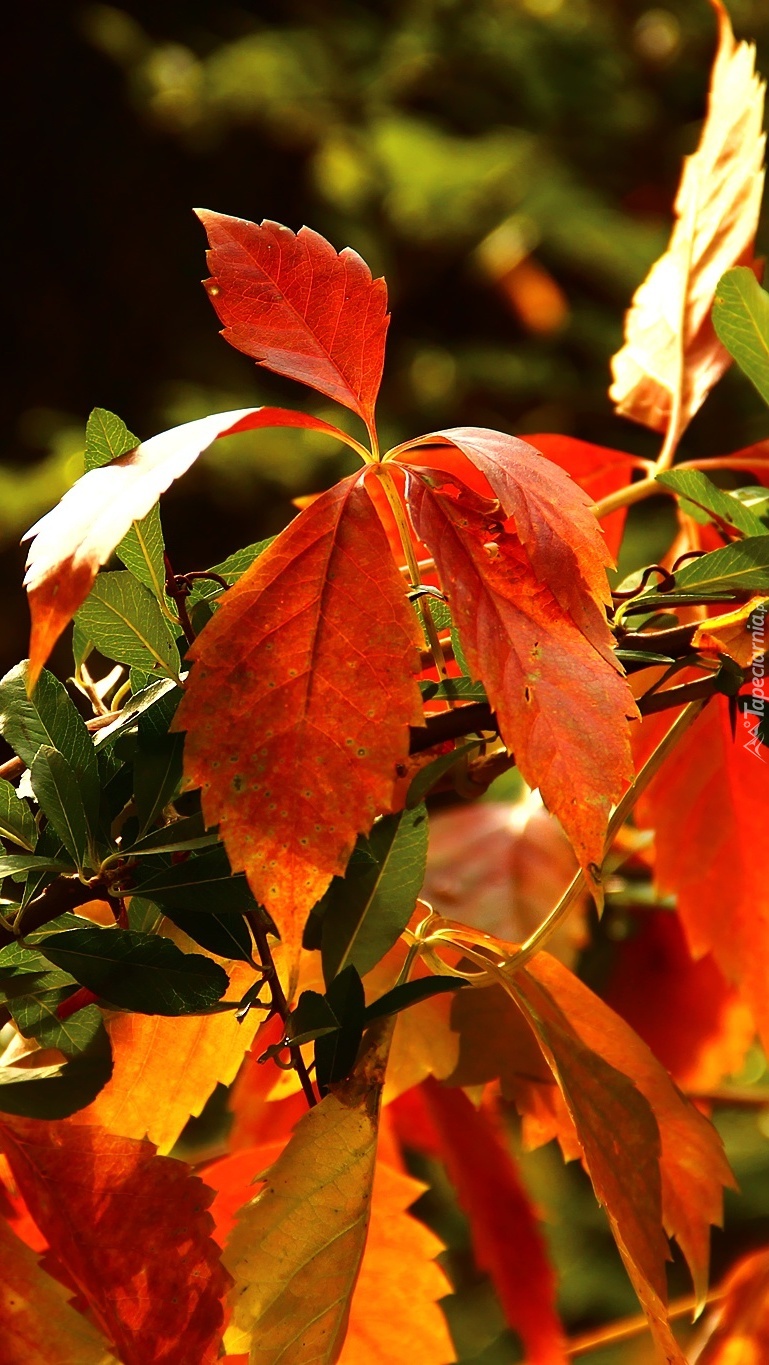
[713,266,769,407]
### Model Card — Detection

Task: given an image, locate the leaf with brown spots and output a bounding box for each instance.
[176,471,424,970]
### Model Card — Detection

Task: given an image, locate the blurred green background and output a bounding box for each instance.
[7,2,769,1359]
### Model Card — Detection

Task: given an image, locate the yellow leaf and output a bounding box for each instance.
[337,1161,455,1365]
[693,596,768,666]
[223,1023,393,1364]
[610,0,765,439]
[73,961,262,1154]
[0,1215,116,1364]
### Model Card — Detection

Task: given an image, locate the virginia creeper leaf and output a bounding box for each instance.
[419,1080,566,1365]
[0,664,100,821]
[198,210,389,431]
[713,265,769,407]
[523,432,637,559]
[610,0,766,437]
[0,1118,230,1365]
[85,407,169,607]
[399,428,618,658]
[656,468,766,537]
[35,927,229,1016]
[0,780,36,852]
[321,804,428,983]
[0,1215,115,1364]
[74,573,181,679]
[223,1022,393,1363]
[407,471,635,883]
[23,406,364,686]
[74,960,263,1153]
[176,471,424,971]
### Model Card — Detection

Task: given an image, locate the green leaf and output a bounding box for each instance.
[0,1027,112,1118]
[72,621,94,675]
[122,812,219,856]
[656,470,765,537]
[406,739,481,808]
[0,779,37,851]
[93,678,179,752]
[315,965,366,1091]
[30,747,93,871]
[363,975,467,1024]
[0,961,103,1055]
[713,267,769,407]
[287,990,341,1047]
[75,572,181,679]
[34,926,229,1015]
[0,853,74,880]
[133,734,184,835]
[674,537,769,593]
[85,407,170,609]
[420,677,489,701]
[185,538,274,607]
[0,664,100,823]
[321,805,428,983]
[135,847,259,914]
[159,906,254,963]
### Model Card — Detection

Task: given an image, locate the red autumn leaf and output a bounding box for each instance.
[227,1016,308,1153]
[523,433,639,559]
[398,427,618,658]
[604,909,754,1092]
[635,696,769,1048]
[0,1117,230,1365]
[406,469,636,882]
[23,405,361,687]
[198,211,389,435]
[694,1246,769,1362]
[417,1079,567,1365]
[176,470,424,967]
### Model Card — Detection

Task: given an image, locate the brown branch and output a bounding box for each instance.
[246,910,318,1108]
[0,876,118,948]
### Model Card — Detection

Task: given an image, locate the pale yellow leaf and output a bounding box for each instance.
[223,1024,392,1365]
[693,596,769,665]
[610,0,765,437]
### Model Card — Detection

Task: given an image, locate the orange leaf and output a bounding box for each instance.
[610,0,766,438]
[523,432,638,559]
[227,1016,309,1152]
[0,1214,114,1364]
[176,471,424,968]
[695,1246,769,1362]
[198,211,389,431]
[23,406,360,686]
[604,909,754,1092]
[419,1079,566,1365]
[71,962,263,1154]
[406,469,636,882]
[0,1118,230,1365]
[635,696,769,1046]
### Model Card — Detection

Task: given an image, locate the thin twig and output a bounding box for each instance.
[246,911,318,1108]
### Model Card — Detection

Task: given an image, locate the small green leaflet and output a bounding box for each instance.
[123,812,219,857]
[656,469,766,538]
[30,747,94,871]
[421,677,488,702]
[75,572,182,679]
[0,664,100,822]
[135,847,258,914]
[315,965,366,1091]
[713,267,769,408]
[0,779,36,851]
[34,926,229,1015]
[93,678,179,752]
[0,951,103,1055]
[0,853,74,880]
[321,805,429,983]
[363,975,467,1024]
[85,407,169,608]
[0,1028,113,1119]
[674,537,769,593]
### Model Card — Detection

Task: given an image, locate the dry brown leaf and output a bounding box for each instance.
[610,0,765,440]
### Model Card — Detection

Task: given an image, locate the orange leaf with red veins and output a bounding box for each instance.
[399,428,617,659]
[23,405,360,687]
[0,1118,230,1365]
[176,471,424,969]
[71,962,263,1154]
[635,696,769,1047]
[0,1215,115,1364]
[406,470,636,881]
[523,433,639,559]
[198,211,389,432]
[604,910,754,1092]
[419,1079,566,1365]
[610,0,765,438]
[695,1247,769,1362]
